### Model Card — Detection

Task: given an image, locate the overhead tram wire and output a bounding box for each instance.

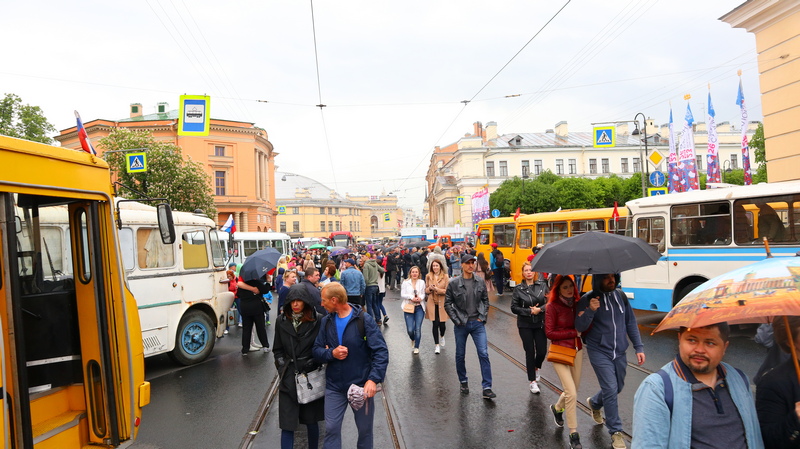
[309,0,338,192]
[393,0,572,194]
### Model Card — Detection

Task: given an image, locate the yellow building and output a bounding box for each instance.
[721,0,800,182]
[55,102,277,231]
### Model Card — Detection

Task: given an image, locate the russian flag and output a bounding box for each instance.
[221,214,236,234]
[74,111,97,156]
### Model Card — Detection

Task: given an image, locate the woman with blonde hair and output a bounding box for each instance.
[545,274,584,449]
[425,259,449,354]
[400,266,426,354]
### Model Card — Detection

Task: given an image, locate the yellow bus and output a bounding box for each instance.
[476,208,628,287]
[0,136,162,448]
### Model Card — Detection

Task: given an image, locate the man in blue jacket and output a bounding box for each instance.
[313,282,389,449]
[339,258,366,306]
[575,273,645,449]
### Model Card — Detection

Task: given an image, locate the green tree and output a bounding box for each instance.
[750,122,767,183]
[99,129,217,215]
[0,93,56,144]
[592,175,627,207]
[553,177,597,209]
[622,173,645,202]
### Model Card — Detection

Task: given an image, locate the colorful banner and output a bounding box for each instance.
[736,79,753,185]
[471,186,490,225]
[678,103,699,191]
[706,91,720,184]
[667,108,680,193]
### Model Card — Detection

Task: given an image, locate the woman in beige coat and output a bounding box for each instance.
[425,259,449,354]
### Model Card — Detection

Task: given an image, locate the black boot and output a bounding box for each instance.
[569,432,582,449]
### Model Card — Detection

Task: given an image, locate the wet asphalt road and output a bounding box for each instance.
[130,286,765,449]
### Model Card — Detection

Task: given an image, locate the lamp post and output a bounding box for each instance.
[633,113,649,198]
[723,160,732,184]
[521,166,530,213]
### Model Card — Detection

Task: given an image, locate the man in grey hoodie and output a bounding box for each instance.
[575,273,645,449]
[362,254,385,321]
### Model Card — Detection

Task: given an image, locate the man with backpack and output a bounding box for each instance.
[631,322,762,449]
[489,243,505,295]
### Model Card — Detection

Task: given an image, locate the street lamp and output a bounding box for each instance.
[723,160,732,183]
[633,113,649,198]
[521,166,529,213]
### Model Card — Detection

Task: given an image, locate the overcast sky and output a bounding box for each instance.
[2,0,760,212]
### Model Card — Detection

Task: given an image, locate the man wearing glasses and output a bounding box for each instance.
[445,253,495,399]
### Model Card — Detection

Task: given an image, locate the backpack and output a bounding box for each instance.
[657,366,748,416]
[493,250,504,267]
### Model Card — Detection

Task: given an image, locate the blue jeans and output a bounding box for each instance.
[453,320,492,389]
[364,286,379,319]
[323,387,375,449]
[587,347,628,434]
[403,305,424,348]
[375,292,386,321]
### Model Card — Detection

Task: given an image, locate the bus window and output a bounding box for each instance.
[137,228,175,268]
[243,239,259,257]
[493,224,515,247]
[119,227,135,271]
[479,229,490,245]
[610,217,628,235]
[671,202,731,246]
[733,202,755,244]
[734,195,800,244]
[637,217,665,253]
[182,231,209,269]
[537,222,567,244]
[571,219,605,235]
[209,230,226,268]
[518,228,533,249]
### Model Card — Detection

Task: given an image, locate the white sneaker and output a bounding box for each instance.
[530,381,540,394]
[440,336,445,347]
[413,348,419,354]
[435,344,441,354]
[223,329,229,335]
[237,323,242,328]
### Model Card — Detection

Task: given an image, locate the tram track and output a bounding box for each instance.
[487,302,653,443]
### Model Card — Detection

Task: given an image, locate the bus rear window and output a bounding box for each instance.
[734,195,800,244]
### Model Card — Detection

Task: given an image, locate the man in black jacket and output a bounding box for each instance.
[444,253,495,400]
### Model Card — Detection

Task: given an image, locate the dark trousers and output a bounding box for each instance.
[240,298,269,353]
[518,327,547,381]
[364,286,378,317]
[493,267,504,294]
[386,270,397,289]
[431,306,446,344]
[348,295,364,306]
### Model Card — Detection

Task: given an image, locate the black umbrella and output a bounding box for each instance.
[408,240,431,248]
[240,247,282,281]
[528,231,661,275]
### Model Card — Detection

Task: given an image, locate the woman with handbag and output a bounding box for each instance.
[476,252,494,292]
[272,283,324,449]
[425,259,449,354]
[511,261,548,394]
[544,274,584,449]
[401,265,426,354]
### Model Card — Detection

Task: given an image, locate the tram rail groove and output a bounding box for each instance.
[380,382,406,449]
[241,373,281,449]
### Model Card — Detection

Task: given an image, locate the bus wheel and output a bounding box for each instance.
[170,310,216,365]
[675,282,703,307]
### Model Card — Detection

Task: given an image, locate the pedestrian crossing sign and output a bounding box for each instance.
[648,187,668,196]
[126,152,147,173]
[278,206,286,215]
[457,196,465,206]
[593,126,616,148]
[383,213,390,222]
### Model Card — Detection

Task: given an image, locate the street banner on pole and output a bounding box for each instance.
[678,101,699,191]
[667,107,680,193]
[471,187,490,225]
[706,90,720,183]
[736,77,753,185]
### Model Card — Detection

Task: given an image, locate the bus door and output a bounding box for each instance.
[514,225,534,286]
[0,217,8,449]
[627,214,668,310]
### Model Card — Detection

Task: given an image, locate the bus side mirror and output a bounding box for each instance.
[157,203,176,245]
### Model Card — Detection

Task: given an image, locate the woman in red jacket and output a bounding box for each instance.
[544,274,584,449]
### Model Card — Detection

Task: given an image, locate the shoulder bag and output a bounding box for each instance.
[546,338,577,366]
[288,327,326,404]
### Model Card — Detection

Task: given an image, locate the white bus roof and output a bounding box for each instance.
[115,199,215,227]
[218,231,292,241]
[625,181,800,211]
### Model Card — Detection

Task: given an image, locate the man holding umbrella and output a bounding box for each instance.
[237,248,282,356]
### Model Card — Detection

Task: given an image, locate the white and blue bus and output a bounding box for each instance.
[621,180,800,312]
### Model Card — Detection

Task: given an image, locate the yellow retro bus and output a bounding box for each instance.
[0,136,163,448]
[476,208,628,287]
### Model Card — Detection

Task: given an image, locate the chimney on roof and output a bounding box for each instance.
[473,121,484,140]
[157,102,169,114]
[485,121,497,140]
[130,103,142,118]
[555,121,568,137]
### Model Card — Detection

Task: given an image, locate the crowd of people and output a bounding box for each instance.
[225,239,799,449]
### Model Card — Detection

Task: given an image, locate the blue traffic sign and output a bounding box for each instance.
[491,209,500,218]
[649,170,665,187]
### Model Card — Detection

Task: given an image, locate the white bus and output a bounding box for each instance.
[221,231,293,266]
[36,201,234,365]
[621,180,800,312]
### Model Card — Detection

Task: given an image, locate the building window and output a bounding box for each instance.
[335,208,339,214]
[589,159,597,174]
[555,159,564,175]
[319,221,325,232]
[320,207,325,214]
[280,222,286,232]
[215,171,226,196]
[569,159,576,174]
[633,158,641,173]
[621,158,629,173]
[328,207,333,214]
[534,160,543,175]
[214,145,225,157]
[486,161,495,177]
[499,161,508,177]
[292,207,299,214]
[696,155,703,170]
[349,221,353,231]
[328,221,333,231]
[731,154,738,169]
[336,221,341,231]
[292,221,300,233]
[521,160,530,176]
[601,158,610,174]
